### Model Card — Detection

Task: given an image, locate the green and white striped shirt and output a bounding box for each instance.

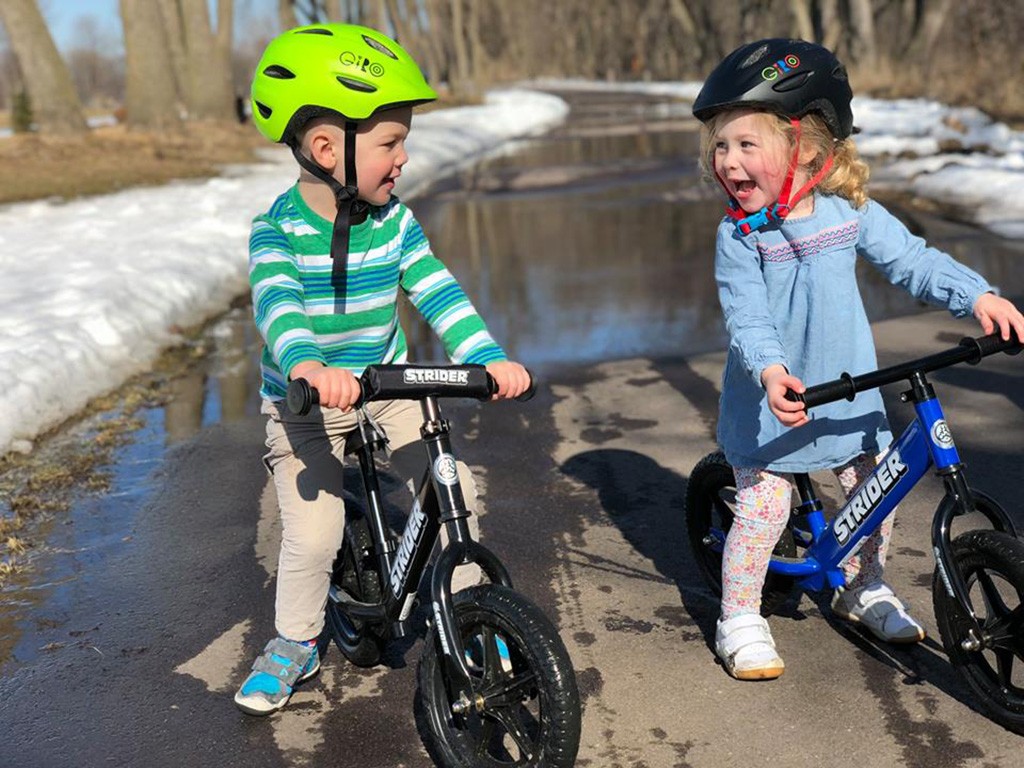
[249,186,506,400]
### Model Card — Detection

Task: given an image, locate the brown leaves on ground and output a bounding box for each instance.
[0,120,268,205]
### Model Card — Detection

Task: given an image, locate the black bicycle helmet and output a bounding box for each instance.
[692,38,854,139]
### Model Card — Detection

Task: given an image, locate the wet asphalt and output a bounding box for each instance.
[1,91,1023,767]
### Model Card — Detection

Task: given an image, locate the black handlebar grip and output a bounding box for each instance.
[286,379,318,416]
[486,369,537,402]
[518,370,537,402]
[961,331,1023,362]
[802,373,857,410]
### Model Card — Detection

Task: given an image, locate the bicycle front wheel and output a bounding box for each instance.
[416,585,581,768]
[933,529,1024,735]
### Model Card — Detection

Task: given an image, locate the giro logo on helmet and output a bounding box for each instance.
[761,55,800,81]
[339,51,385,77]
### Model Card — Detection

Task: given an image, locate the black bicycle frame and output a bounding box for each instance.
[333,394,514,694]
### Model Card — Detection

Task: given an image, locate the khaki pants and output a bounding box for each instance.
[261,397,480,642]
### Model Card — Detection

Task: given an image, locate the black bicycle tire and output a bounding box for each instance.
[933,529,1024,735]
[685,451,796,616]
[415,584,581,768]
[326,515,387,667]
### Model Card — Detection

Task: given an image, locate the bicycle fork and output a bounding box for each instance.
[418,396,514,708]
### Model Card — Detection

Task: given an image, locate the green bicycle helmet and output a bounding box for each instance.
[251,23,437,144]
[251,24,437,298]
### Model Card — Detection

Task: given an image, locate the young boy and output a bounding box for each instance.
[235,23,530,715]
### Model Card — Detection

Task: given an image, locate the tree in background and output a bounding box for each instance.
[120,0,182,130]
[0,0,88,135]
[65,16,124,111]
[172,0,236,121]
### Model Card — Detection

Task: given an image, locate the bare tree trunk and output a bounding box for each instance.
[847,0,877,65]
[179,0,235,120]
[789,0,815,41]
[120,0,183,130]
[666,0,708,66]
[0,0,89,134]
[819,0,843,52]
[156,0,187,110]
[448,0,474,97]
[905,0,953,64]
[278,0,298,29]
[421,0,451,84]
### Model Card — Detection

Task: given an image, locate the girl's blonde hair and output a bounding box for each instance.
[698,109,870,209]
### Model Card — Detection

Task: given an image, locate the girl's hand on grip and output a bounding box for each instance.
[973,293,1024,344]
[761,365,809,428]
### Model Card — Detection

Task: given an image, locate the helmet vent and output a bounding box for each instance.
[740,43,770,69]
[362,34,398,59]
[774,72,810,92]
[255,101,272,119]
[337,76,378,94]
[263,65,295,79]
[296,27,333,36]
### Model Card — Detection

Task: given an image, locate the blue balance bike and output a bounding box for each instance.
[686,331,1024,733]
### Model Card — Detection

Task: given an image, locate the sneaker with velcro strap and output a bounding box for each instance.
[234,636,320,716]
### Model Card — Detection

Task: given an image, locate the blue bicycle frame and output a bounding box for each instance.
[722,333,1022,641]
[773,394,959,592]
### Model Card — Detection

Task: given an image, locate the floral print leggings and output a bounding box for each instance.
[720,452,894,621]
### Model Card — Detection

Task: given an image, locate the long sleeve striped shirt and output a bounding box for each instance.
[249,186,506,400]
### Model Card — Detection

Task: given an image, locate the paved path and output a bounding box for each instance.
[2,308,1023,767]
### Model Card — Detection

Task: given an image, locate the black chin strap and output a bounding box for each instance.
[290,120,368,312]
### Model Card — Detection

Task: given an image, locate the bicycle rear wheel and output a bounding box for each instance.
[325,515,387,667]
[416,585,581,767]
[933,529,1024,735]
[685,452,797,616]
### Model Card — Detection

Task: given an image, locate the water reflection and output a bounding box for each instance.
[162,307,264,445]
[404,90,1024,369]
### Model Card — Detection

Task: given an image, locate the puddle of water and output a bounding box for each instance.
[403,90,1024,369]
[0,308,266,669]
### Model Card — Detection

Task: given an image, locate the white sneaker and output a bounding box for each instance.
[832,581,926,644]
[715,614,785,680]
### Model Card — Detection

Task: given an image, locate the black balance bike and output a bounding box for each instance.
[288,363,581,767]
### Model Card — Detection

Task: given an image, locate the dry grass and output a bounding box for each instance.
[0,92,479,206]
[0,120,268,205]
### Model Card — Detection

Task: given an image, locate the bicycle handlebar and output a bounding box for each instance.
[787,330,1022,410]
[286,364,537,416]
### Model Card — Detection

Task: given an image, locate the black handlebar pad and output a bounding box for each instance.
[286,364,536,416]
[788,330,1021,410]
[362,364,494,402]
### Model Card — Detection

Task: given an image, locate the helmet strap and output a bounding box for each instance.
[719,118,834,236]
[289,121,368,312]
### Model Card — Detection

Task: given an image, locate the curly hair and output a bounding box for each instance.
[698,109,870,209]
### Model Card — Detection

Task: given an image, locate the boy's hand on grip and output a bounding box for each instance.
[486,360,532,401]
[290,362,361,412]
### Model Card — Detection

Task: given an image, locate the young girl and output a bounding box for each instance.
[691,39,1024,681]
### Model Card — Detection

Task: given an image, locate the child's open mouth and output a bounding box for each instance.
[732,180,756,199]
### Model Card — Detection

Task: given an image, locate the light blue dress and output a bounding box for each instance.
[715,193,991,473]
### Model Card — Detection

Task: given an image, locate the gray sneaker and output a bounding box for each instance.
[234,637,320,716]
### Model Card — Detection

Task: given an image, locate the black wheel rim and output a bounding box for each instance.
[966,563,1024,702]
[437,621,545,765]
